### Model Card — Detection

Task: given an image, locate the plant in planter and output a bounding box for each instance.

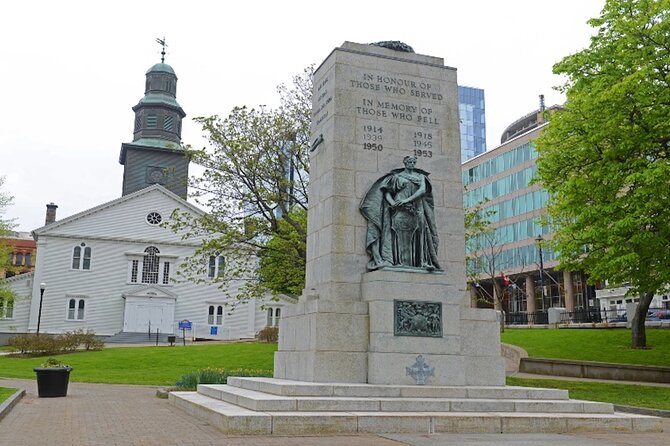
[33,357,73,398]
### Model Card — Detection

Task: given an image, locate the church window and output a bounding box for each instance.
[147,114,158,129]
[208,255,225,278]
[72,244,91,270]
[25,253,31,267]
[146,212,162,225]
[266,307,281,327]
[162,262,170,285]
[72,246,81,269]
[130,260,139,282]
[208,305,223,325]
[164,115,173,131]
[67,297,86,320]
[0,299,13,319]
[141,247,160,284]
[134,116,141,132]
[82,247,91,269]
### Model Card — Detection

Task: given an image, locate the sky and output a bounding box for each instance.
[0,0,605,232]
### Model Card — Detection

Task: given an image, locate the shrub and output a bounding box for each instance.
[175,368,273,390]
[257,326,278,343]
[7,329,104,356]
[39,357,70,368]
[68,329,104,351]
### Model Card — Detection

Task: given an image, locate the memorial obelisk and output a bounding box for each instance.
[274,41,505,386]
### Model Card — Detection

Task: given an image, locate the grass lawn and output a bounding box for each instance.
[0,387,17,405]
[501,328,670,367]
[2,337,668,411]
[0,342,277,386]
[508,376,670,411]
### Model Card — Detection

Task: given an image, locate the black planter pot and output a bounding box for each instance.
[33,367,73,397]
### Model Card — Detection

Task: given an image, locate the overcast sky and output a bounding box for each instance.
[1,0,605,232]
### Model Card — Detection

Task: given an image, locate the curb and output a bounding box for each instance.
[0,388,25,422]
[614,404,670,418]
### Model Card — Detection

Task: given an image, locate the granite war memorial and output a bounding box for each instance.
[170,41,662,435]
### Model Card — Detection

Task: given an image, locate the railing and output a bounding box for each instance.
[506,307,670,326]
[560,308,609,324]
[505,311,548,325]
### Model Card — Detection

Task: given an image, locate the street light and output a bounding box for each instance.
[37,282,46,336]
[535,235,547,310]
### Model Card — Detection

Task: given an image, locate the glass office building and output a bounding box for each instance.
[458,86,487,162]
[462,108,595,322]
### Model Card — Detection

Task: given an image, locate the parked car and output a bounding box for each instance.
[611,312,627,322]
[647,309,670,321]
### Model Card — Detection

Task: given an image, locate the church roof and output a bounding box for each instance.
[146,63,176,75]
[136,92,182,109]
[32,184,205,240]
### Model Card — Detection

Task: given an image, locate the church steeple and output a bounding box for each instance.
[130,62,185,145]
[119,45,189,199]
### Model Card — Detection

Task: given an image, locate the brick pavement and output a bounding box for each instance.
[1,377,668,446]
[0,379,401,446]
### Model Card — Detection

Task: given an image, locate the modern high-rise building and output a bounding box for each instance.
[458,86,486,162]
[462,105,597,324]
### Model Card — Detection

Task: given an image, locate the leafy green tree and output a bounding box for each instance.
[535,0,670,347]
[168,67,312,302]
[0,176,16,309]
[258,208,306,296]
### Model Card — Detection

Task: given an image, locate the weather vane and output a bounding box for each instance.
[156,37,168,63]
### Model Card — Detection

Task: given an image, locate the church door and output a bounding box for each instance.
[123,297,175,333]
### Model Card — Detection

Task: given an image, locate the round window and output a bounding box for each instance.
[146,212,162,225]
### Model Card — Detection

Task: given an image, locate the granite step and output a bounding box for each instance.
[169,391,663,436]
[226,377,570,400]
[197,383,613,414]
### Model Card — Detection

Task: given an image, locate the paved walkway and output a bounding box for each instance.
[0,378,668,446]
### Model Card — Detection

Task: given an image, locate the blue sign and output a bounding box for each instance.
[178,320,192,330]
[210,326,218,335]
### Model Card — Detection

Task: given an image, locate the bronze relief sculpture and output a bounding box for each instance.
[360,156,441,272]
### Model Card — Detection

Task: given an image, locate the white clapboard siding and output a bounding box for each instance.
[14,184,284,341]
[34,186,207,245]
[0,272,34,334]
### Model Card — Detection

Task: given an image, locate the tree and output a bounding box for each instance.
[0,176,16,310]
[464,198,503,309]
[168,67,312,302]
[535,0,670,348]
[257,207,306,296]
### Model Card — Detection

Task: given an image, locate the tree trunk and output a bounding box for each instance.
[493,280,504,333]
[631,292,654,349]
[492,280,502,311]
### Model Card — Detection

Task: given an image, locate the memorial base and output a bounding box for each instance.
[169,377,662,435]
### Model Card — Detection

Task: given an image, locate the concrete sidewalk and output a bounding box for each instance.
[0,377,668,446]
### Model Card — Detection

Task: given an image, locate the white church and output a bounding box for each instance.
[0,58,283,344]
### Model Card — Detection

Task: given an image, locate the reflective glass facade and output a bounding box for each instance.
[458,86,486,162]
[462,119,593,316]
[463,129,554,272]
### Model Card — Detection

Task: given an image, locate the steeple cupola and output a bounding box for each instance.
[130,63,185,145]
[119,43,190,199]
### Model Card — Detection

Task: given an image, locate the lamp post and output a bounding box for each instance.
[36,282,46,336]
[535,235,546,311]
